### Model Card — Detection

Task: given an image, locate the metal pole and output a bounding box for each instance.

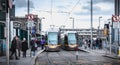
[38,19,41,33]
[118,19,119,49]
[118,19,120,56]
[27,0,30,48]
[70,17,74,29]
[40,17,45,32]
[90,0,93,49]
[27,0,31,57]
[98,17,102,38]
[28,0,30,14]
[6,8,10,65]
[108,19,112,54]
[73,18,74,29]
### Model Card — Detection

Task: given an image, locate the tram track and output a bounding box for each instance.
[36,50,76,65]
[57,51,74,65]
[35,50,120,65]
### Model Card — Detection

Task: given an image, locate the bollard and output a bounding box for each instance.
[75,47,79,60]
[76,51,78,60]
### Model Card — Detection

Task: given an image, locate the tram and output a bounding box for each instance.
[45,31,61,51]
[61,32,78,50]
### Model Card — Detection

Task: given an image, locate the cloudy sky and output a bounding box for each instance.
[14,0,114,31]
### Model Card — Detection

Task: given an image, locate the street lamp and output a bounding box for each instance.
[69,17,74,29]
[90,0,93,49]
[98,16,102,29]
[50,25,55,30]
[27,0,30,49]
[98,16,102,38]
[108,19,112,54]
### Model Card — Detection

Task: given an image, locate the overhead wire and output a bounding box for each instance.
[51,0,53,25]
[64,0,81,23]
[49,0,80,28]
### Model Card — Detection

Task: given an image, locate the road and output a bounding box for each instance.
[35,50,120,65]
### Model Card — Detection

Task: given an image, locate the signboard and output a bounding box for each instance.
[13,22,21,28]
[112,15,120,22]
[25,14,38,20]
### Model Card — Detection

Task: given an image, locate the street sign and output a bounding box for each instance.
[25,14,38,20]
[13,22,21,28]
[112,15,120,22]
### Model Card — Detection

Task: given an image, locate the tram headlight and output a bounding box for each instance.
[48,44,58,48]
[69,44,77,48]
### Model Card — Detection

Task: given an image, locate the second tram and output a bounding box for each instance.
[61,32,78,50]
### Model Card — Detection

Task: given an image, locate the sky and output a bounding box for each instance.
[14,0,114,31]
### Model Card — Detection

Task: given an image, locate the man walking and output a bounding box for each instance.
[10,36,19,60]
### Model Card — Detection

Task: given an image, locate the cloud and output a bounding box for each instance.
[86,0,114,4]
[15,0,34,8]
[74,5,101,15]
[76,1,114,16]
[93,0,114,4]
[57,6,67,9]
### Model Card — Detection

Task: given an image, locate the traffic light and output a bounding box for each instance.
[103,28,108,36]
[103,24,109,36]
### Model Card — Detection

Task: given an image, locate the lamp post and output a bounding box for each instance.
[108,19,112,54]
[90,0,93,49]
[98,16,102,38]
[69,17,74,29]
[27,0,30,50]
[39,17,45,32]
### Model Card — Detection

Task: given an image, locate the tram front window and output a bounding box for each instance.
[48,32,58,45]
[68,40,76,44]
[49,40,57,45]
[68,33,76,44]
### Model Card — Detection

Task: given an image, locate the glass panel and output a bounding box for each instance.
[68,33,76,44]
[48,32,58,44]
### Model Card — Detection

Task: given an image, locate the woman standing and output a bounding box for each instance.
[21,38,28,58]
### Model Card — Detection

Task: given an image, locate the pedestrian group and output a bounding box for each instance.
[9,36,46,60]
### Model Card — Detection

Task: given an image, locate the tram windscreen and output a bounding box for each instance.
[68,33,76,44]
[48,32,58,44]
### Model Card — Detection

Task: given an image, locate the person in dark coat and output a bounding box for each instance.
[10,36,19,60]
[21,38,28,58]
[30,38,37,57]
[16,36,21,58]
